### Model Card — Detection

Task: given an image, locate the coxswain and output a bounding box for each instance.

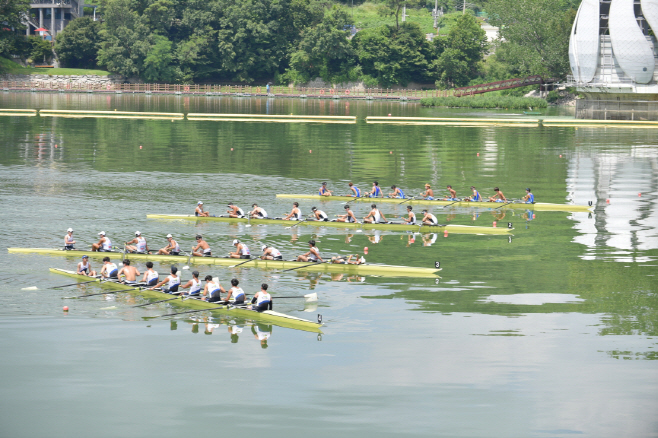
[465,186,481,202]
[420,184,434,200]
[157,234,180,255]
[444,185,457,201]
[92,231,112,252]
[421,209,439,225]
[125,231,150,254]
[76,255,96,276]
[331,254,365,265]
[337,204,358,223]
[250,283,272,312]
[192,234,211,257]
[180,271,202,297]
[202,275,225,302]
[64,228,76,250]
[319,182,332,196]
[230,239,251,259]
[366,181,382,198]
[150,266,180,293]
[488,187,507,203]
[311,206,329,221]
[403,205,416,224]
[523,188,535,203]
[142,261,159,286]
[99,256,118,279]
[297,239,323,262]
[347,182,361,197]
[227,202,245,218]
[283,202,303,220]
[249,203,268,219]
[117,259,140,285]
[364,204,387,224]
[195,201,209,217]
[388,185,405,199]
[261,244,283,260]
[223,278,246,305]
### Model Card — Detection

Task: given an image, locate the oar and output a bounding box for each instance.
[494,199,521,209]
[229,257,258,268]
[183,249,193,270]
[282,261,325,272]
[64,283,142,299]
[397,196,414,205]
[273,293,318,302]
[48,279,98,289]
[285,217,307,229]
[443,199,461,208]
[132,296,182,307]
[153,304,232,318]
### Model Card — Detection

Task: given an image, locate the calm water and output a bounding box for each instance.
[0,93,656,438]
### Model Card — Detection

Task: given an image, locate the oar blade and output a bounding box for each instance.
[21,286,38,291]
[303,292,318,302]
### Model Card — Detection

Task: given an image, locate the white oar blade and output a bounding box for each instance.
[303,292,318,302]
[21,286,38,291]
[213,277,219,284]
[303,303,318,313]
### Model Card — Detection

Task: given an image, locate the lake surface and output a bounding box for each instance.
[1,93,656,438]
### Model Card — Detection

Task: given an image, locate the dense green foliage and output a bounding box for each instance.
[420,95,547,109]
[28,36,52,64]
[54,17,102,68]
[0,0,30,60]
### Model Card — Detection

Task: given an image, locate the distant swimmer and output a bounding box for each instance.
[179,271,202,296]
[283,202,303,220]
[523,188,535,203]
[202,275,225,302]
[421,209,438,225]
[403,205,416,224]
[297,239,323,262]
[311,206,329,221]
[118,259,140,285]
[64,228,76,250]
[337,204,358,223]
[331,254,365,265]
[388,185,405,199]
[464,186,481,202]
[366,181,383,198]
[227,202,245,218]
[347,182,361,197]
[488,187,507,203]
[364,204,387,224]
[99,256,118,279]
[230,239,251,259]
[250,283,272,312]
[249,203,268,219]
[142,262,159,286]
[150,266,180,293]
[125,231,150,254]
[92,231,112,252]
[420,184,434,200]
[260,244,282,260]
[223,279,246,305]
[76,255,96,276]
[195,201,210,217]
[157,234,180,255]
[319,182,333,196]
[192,234,211,257]
[444,185,457,201]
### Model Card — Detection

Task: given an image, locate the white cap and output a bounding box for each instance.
[67,228,73,232]
[261,244,267,251]
[232,239,239,245]
[198,201,203,205]
[166,234,173,238]
[98,231,106,236]
[135,231,141,236]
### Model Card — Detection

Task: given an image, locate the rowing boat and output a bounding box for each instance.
[10,248,441,278]
[275,194,594,212]
[50,268,323,333]
[146,214,513,235]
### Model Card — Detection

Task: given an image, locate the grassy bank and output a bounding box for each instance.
[420,95,547,109]
[0,57,110,76]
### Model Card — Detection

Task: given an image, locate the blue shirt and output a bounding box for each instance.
[472,191,481,201]
[525,193,534,203]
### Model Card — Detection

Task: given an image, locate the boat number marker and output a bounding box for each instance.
[434,261,440,269]
[317,314,323,324]
[507,222,513,228]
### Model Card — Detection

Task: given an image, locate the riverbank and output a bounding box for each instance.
[420,95,547,109]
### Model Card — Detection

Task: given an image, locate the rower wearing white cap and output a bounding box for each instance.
[125,231,150,254]
[157,234,180,255]
[311,207,329,221]
[195,201,209,217]
[64,228,76,250]
[77,255,96,276]
[227,202,245,218]
[92,231,112,252]
[248,203,268,219]
[421,210,438,225]
[230,239,251,259]
[191,234,211,257]
[150,266,180,293]
[99,256,119,279]
[261,244,282,260]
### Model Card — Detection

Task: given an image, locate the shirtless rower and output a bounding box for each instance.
[464,186,481,202]
[202,275,225,302]
[364,204,387,224]
[444,185,457,201]
[331,254,365,265]
[420,184,434,200]
[311,206,329,221]
[250,284,272,312]
[227,202,245,218]
[388,185,406,199]
[522,188,535,203]
[223,279,246,305]
[319,182,332,196]
[488,187,507,203]
[92,231,112,252]
[150,266,180,293]
[192,234,211,257]
[260,244,282,260]
[249,203,268,219]
[366,181,383,198]
[337,204,358,223]
[283,202,303,220]
[403,205,416,224]
[297,239,323,262]
[179,270,202,297]
[421,209,439,225]
[99,256,119,279]
[125,231,150,254]
[157,234,180,255]
[117,259,140,285]
[142,261,159,286]
[347,182,361,197]
[64,228,76,250]
[76,255,96,276]
[195,201,210,217]
[230,239,251,259]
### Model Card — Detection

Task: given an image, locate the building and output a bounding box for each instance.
[23,0,85,39]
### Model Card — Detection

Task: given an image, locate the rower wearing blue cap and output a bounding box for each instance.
[77,255,96,276]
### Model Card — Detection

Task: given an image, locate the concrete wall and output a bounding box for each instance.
[1,74,126,86]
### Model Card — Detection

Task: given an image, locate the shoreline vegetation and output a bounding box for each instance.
[420,95,548,109]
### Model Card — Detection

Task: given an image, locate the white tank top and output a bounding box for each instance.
[236,207,244,217]
[136,236,146,252]
[293,209,302,219]
[189,278,201,294]
[239,244,250,256]
[106,262,117,273]
[269,247,282,257]
[259,208,268,218]
[408,212,416,224]
[308,247,320,261]
[171,240,180,252]
[256,292,271,305]
[102,237,112,251]
[373,210,381,222]
[207,281,220,294]
[146,270,159,283]
[427,213,437,224]
[78,261,89,271]
[317,210,327,219]
[65,234,74,244]
[231,287,245,300]
[167,274,180,288]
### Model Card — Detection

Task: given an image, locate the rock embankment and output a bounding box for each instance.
[1,74,126,86]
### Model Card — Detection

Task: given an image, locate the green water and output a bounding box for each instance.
[0,93,657,438]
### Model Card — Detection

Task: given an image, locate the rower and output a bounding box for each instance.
[142,261,159,286]
[192,234,211,257]
[319,182,332,196]
[347,182,361,197]
[465,186,481,202]
[99,256,119,279]
[283,202,302,220]
[64,228,75,250]
[420,184,434,200]
[202,275,225,302]
[117,259,140,285]
[297,239,323,262]
[488,187,507,203]
[421,209,439,225]
[150,266,180,293]
[337,204,357,223]
[76,255,96,276]
[230,239,251,259]
[157,234,180,255]
[249,203,268,219]
[250,283,272,312]
[366,181,382,198]
[331,254,365,265]
[523,188,535,203]
[444,185,457,201]
[388,185,405,199]
[195,201,210,217]
[364,204,387,224]
[180,271,202,297]
[403,205,416,224]
[252,323,272,348]
[261,244,282,260]
[92,231,112,252]
[223,279,246,305]
[125,231,150,254]
[311,206,329,221]
[227,202,245,218]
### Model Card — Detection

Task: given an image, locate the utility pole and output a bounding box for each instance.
[432,0,438,29]
[402,3,408,22]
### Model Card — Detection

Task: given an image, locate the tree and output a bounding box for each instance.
[379,0,421,30]
[0,0,30,59]
[54,17,102,68]
[28,35,52,64]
